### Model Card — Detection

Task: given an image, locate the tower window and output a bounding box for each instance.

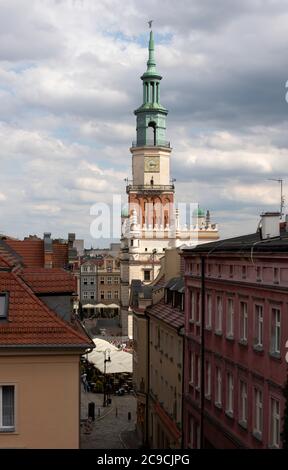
[148,121,156,146]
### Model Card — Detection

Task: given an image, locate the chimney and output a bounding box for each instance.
[68,233,77,263]
[259,212,280,240]
[44,232,53,268]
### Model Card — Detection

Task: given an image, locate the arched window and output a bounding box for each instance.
[147,121,156,145]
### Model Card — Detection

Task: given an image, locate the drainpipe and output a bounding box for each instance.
[181,328,185,449]
[145,314,150,448]
[200,255,205,449]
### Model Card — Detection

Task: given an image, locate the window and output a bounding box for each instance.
[82,266,88,272]
[189,416,195,448]
[254,388,263,437]
[0,385,15,431]
[217,264,221,278]
[271,308,281,355]
[196,356,201,389]
[107,291,112,300]
[205,361,211,398]
[114,277,119,284]
[83,277,88,285]
[190,353,194,385]
[256,266,262,282]
[0,294,8,319]
[114,291,119,299]
[196,423,200,449]
[215,367,222,406]
[239,381,248,425]
[206,294,212,329]
[254,305,263,348]
[270,398,280,448]
[107,276,112,285]
[178,340,182,365]
[196,291,201,324]
[83,291,88,300]
[229,265,234,278]
[190,292,195,321]
[100,276,104,284]
[90,279,94,285]
[242,265,247,279]
[90,293,95,300]
[207,263,211,277]
[226,373,234,415]
[100,290,104,300]
[226,298,234,338]
[273,267,280,284]
[144,270,151,281]
[240,301,248,342]
[216,296,222,333]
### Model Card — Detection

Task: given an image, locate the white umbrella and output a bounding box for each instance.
[87,338,132,374]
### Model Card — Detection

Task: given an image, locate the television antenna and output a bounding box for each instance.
[268,178,284,217]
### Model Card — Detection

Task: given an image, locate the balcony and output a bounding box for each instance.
[126,184,174,193]
[131,140,171,148]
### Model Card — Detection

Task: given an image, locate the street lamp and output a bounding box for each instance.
[103,349,111,407]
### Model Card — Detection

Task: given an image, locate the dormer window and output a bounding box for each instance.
[0,293,8,319]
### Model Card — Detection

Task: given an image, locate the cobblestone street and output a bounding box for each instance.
[80,389,140,449]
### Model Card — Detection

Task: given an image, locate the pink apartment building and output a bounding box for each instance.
[182,214,288,449]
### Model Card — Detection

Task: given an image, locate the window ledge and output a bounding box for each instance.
[238,420,248,431]
[214,402,222,410]
[0,427,16,433]
[226,335,234,342]
[215,330,223,337]
[252,431,262,442]
[270,351,281,361]
[225,410,234,420]
[253,344,264,354]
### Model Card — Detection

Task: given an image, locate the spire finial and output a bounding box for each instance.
[146,21,156,73]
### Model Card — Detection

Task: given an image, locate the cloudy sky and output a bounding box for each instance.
[1,0,288,247]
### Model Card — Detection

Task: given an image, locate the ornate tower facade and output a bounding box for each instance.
[128,30,174,230]
[119,30,219,337]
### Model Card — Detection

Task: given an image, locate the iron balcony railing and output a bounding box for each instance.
[126,184,174,192]
[131,140,171,148]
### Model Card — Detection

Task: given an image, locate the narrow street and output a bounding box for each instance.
[80,391,140,449]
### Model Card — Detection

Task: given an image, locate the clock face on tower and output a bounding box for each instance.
[144,156,160,172]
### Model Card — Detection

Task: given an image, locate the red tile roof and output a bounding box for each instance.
[21,268,76,294]
[5,239,45,267]
[4,239,68,268]
[0,266,92,348]
[146,299,184,330]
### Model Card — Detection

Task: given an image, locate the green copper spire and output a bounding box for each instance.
[146,30,157,74]
[133,27,169,148]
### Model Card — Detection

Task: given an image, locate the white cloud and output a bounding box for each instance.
[1,0,288,244]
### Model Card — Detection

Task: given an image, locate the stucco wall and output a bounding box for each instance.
[0,353,80,449]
